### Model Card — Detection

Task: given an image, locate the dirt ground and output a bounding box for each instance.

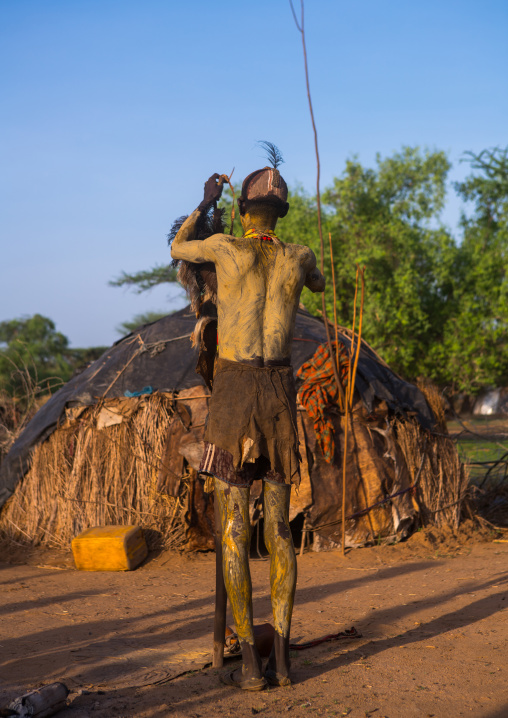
[1,526,507,718]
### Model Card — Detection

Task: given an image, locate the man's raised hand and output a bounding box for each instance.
[198,173,226,211]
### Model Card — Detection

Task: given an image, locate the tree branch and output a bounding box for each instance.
[109,264,178,293]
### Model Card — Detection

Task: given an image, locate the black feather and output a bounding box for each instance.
[257,140,284,169]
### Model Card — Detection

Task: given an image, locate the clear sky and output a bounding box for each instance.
[1,0,507,348]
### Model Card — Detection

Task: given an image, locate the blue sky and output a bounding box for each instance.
[1,0,507,347]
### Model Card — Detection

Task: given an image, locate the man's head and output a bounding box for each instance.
[238,142,289,232]
[238,167,289,217]
[238,167,289,233]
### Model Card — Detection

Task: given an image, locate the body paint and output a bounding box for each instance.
[263,481,297,637]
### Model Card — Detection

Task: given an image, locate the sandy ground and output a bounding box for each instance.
[1,530,507,718]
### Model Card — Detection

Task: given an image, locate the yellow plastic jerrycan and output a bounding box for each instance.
[72,525,148,571]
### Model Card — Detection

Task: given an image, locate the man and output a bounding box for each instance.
[171,161,325,690]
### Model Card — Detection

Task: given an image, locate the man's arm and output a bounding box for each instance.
[170,173,226,263]
[304,249,326,293]
[171,210,214,263]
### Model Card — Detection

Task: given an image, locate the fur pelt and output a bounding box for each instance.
[167,205,224,388]
[167,206,224,316]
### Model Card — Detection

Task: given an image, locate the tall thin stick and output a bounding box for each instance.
[341,267,365,554]
[328,232,345,412]
[291,0,350,554]
[349,268,365,407]
[290,0,342,395]
[350,266,359,357]
[290,1,369,557]
[222,169,236,235]
[340,403,350,556]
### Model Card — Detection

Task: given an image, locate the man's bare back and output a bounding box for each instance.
[171,208,324,364]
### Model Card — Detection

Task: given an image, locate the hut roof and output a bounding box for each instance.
[0,306,434,508]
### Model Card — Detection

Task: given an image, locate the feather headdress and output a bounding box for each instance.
[257,140,284,169]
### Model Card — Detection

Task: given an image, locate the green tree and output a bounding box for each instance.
[0,314,74,397]
[440,147,508,392]
[282,148,457,381]
[108,148,507,392]
[0,314,107,401]
[109,264,177,293]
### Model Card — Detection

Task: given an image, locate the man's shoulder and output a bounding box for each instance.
[285,242,313,253]
[207,234,258,251]
[203,232,236,248]
[284,242,315,262]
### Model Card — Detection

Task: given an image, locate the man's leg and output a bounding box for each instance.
[214,477,264,685]
[263,480,297,685]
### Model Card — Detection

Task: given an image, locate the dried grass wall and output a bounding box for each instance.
[0,393,188,550]
[0,380,473,553]
[396,420,470,529]
[397,381,471,529]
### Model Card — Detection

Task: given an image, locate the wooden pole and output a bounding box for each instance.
[290,2,367,557]
[300,517,307,556]
[341,266,365,555]
[289,0,343,395]
[328,231,346,412]
[341,407,350,556]
[212,485,227,668]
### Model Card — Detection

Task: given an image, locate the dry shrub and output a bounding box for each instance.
[0,392,47,465]
[393,379,471,529]
[417,378,447,430]
[472,480,508,528]
[396,419,470,529]
[0,362,55,463]
[0,393,188,551]
[0,392,21,462]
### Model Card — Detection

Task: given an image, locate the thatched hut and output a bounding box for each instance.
[0,307,469,552]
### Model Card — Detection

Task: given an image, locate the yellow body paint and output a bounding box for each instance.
[172,190,324,683]
[171,205,324,365]
[263,481,297,637]
[214,480,254,643]
[215,478,296,644]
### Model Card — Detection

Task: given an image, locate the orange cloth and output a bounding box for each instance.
[297,342,350,463]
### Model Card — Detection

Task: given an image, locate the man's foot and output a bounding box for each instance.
[221,641,266,691]
[264,668,291,687]
[264,631,292,686]
[221,668,266,691]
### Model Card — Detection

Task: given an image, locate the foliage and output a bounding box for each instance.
[0,389,36,462]
[0,314,73,397]
[108,146,507,394]
[282,148,458,381]
[0,314,106,401]
[109,264,177,293]
[440,147,508,393]
[70,346,109,367]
